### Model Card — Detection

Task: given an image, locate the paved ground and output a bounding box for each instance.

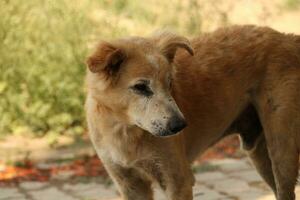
[1,158,299,200]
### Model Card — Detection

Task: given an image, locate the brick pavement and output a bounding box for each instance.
[1,158,299,200]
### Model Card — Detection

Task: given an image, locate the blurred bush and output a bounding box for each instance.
[0,0,298,137]
[0,0,205,137]
[0,0,92,136]
[285,0,300,9]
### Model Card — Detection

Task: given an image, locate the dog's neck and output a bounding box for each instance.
[86,95,148,166]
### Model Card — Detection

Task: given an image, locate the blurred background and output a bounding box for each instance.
[0,0,300,198]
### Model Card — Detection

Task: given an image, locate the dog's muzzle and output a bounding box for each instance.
[168,116,187,133]
[158,116,187,137]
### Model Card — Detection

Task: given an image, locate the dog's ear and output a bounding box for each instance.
[86,42,126,75]
[152,32,194,63]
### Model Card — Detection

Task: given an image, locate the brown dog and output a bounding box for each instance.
[85,25,300,200]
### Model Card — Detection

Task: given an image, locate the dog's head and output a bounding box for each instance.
[86,32,194,137]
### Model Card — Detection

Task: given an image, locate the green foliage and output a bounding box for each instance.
[0,0,206,137]
[0,0,92,136]
[285,0,300,9]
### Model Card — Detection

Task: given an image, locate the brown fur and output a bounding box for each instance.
[85,25,300,200]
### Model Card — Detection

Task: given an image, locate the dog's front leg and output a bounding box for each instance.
[162,161,194,200]
[103,161,153,200]
[164,174,193,200]
[166,181,193,200]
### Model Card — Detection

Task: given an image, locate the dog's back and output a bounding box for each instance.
[172,25,282,158]
[173,25,300,199]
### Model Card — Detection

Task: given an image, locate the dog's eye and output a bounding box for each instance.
[131,83,153,97]
[133,83,147,91]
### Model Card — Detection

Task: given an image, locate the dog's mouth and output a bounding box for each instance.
[155,129,179,137]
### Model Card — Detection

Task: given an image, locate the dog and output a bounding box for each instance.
[85,25,300,200]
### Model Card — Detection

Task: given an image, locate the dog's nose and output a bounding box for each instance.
[167,116,187,134]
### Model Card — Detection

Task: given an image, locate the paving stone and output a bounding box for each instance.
[51,171,74,180]
[20,181,49,190]
[0,197,25,200]
[195,171,227,183]
[1,159,299,200]
[36,162,64,170]
[193,185,225,200]
[0,187,23,199]
[30,187,75,200]
[230,169,263,183]
[210,158,251,172]
[64,182,117,200]
[78,187,117,200]
[153,185,225,200]
[233,188,268,200]
[211,178,250,193]
[256,193,276,200]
